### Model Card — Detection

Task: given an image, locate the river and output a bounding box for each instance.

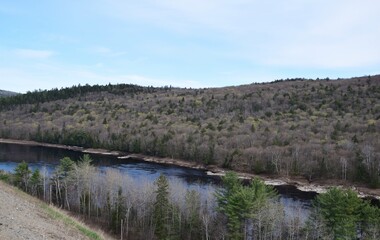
[0,142,315,221]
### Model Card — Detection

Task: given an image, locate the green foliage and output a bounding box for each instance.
[79,154,93,165]
[265,111,272,118]
[29,169,42,196]
[313,187,365,239]
[354,151,369,183]
[109,187,125,233]
[216,172,277,239]
[57,157,75,176]
[0,83,148,111]
[153,174,170,240]
[361,202,380,238]
[0,170,11,182]
[14,161,31,191]
[184,190,201,239]
[62,130,98,148]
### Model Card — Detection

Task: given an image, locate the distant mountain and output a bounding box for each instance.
[0,89,18,97]
[0,75,379,187]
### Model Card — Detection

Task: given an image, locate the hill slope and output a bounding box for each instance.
[0,181,107,240]
[0,89,18,97]
[0,75,379,186]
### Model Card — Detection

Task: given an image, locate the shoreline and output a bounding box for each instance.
[0,138,379,200]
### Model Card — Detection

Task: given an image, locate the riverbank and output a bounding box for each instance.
[0,180,110,240]
[1,138,379,200]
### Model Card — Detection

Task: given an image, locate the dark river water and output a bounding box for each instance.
[0,142,316,221]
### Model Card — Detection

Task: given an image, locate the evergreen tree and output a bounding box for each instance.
[215,172,277,239]
[110,187,125,233]
[361,202,380,239]
[153,174,170,240]
[29,169,42,197]
[14,161,31,192]
[184,189,201,239]
[52,157,75,208]
[57,157,75,177]
[314,187,364,239]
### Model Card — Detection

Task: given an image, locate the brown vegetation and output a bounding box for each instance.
[0,75,379,187]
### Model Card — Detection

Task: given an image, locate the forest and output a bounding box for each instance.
[1,157,379,239]
[0,75,379,187]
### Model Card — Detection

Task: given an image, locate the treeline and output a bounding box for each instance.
[0,83,160,111]
[0,75,379,187]
[1,158,379,239]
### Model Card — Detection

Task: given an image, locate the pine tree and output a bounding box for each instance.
[52,157,75,209]
[58,157,75,177]
[153,174,170,240]
[184,189,201,239]
[361,202,380,239]
[14,161,31,192]
[215,172,277,239]
[314,187,364,239]
[29,169,42,197]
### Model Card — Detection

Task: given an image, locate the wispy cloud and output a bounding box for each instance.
[102,0,380,69]
[1,0,379,93]
[14,49,55,59]
[0,63,209,93]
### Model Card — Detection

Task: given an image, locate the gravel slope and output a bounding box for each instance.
[0,181,97,240]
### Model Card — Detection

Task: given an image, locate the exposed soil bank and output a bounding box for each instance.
[1,138,379,200]
[0,181,109,240]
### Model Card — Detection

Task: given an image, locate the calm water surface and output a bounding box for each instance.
[0,142,315,220]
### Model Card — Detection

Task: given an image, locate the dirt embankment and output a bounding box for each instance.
[0,181,108,240]
[1,138,380,200]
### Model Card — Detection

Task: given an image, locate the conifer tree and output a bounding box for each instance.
[216,172,277,239]
[29,169,42,197]
[184,189,201,239]
[314,187,364,239]
[14,161,31,192]
[153,174,170,240]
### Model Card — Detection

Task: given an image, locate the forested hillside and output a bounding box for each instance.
[0,89,18,97]
[1,75,379,187]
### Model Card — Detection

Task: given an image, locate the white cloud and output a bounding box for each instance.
[0,63,209,93]
[14,49,55,59]
[2,0,379,93]
[100,0,380,69]
[269,1,380,68]
[0,68,53,93]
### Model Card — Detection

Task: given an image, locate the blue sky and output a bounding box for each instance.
[1,0,379,93]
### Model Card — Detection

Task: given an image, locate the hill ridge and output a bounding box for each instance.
[0,74,379,187]
[0,89,18,97]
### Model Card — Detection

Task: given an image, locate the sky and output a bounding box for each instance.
[0,0,379,93]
